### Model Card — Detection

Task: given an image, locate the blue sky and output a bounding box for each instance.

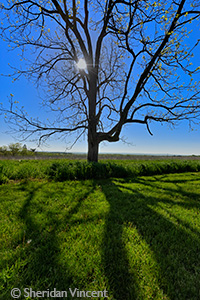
[0,2,200,155]
[1,37,200,155]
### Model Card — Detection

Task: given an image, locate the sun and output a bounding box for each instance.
[76,58,87,70]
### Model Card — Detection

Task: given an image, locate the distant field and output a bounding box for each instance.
[0,171,200,299]
[0,152,200,161]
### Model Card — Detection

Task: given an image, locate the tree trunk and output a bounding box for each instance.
[87,67,99,162]
[87,121,99,162]
[87,137,99,162]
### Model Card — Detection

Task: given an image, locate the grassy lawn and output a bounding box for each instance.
[0,172,200,299]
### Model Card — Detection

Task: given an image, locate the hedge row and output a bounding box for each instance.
[46,160,200,181]
[1,160,200,184]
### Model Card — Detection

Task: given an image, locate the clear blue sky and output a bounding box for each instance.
[0,3,200,155]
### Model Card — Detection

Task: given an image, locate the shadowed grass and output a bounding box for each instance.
[0,172,200,299]
[101,174,200,299]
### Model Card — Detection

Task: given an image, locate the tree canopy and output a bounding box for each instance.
[0,0,200,161]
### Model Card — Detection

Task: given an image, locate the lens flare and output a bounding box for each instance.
[76,58,87,70]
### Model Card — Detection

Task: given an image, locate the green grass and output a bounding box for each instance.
[0,170,200,299]
[1,158,200,182]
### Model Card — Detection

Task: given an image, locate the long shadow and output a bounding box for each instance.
[101,177,200,300]
[1,180,97,300]
[101,181,137,299]
[115,173,200,212]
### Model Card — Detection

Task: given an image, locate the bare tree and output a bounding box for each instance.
[1,0,200,162]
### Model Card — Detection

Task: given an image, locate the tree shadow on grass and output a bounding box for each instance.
[1,180,97,300]
[101,176,200,300]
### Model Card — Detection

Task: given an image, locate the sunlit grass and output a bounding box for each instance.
[0,172,200,299]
